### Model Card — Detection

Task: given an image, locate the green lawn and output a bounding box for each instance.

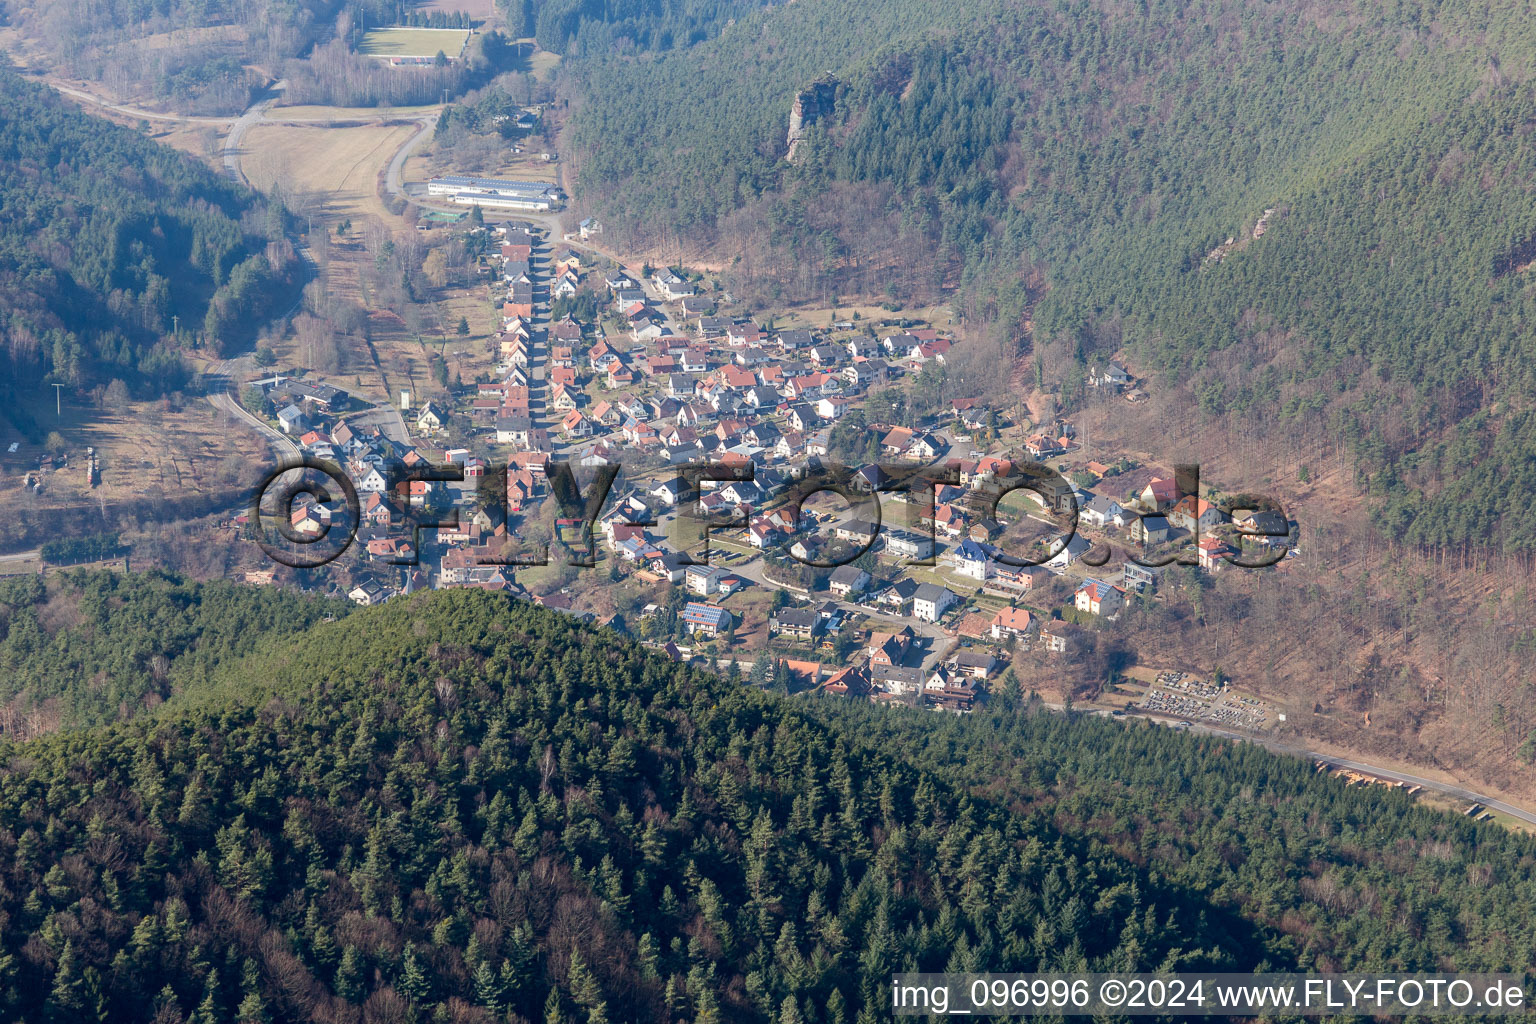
[358,27,471,58]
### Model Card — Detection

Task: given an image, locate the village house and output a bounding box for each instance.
[867,627,913,666]
[872,663,924,695]
[828,565,871,598]
[1075,578,1125,618]
[912,583,959,623]
[771,607,823,639]
[833,520,879,547]
[947,539,993,580]
[949,650,999,680]
[348,578,388,606]
[876,578,920,613]
[276,404,310,434]
[1140,477,1182,511]
[1081,494,1125,529]
[1197,536,1235,571]
[989,606,1035,641]
[1170,495,1229,534]
[1236,509,1290,544]
[1122,562,1163,592]
[495,416,533,446]
[885,530,935,561]
[1130,514,1173,547]
[1090,362,1132,388]
[1047,533,1092,568]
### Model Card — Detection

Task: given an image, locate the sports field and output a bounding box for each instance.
[357,27,470,59]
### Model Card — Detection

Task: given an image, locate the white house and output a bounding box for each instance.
[912,583,959,623]
[828,565,871,598]
[947,539,993,580]
[685,564,725,596]
[276,404,308,434]
[348,579,387,606]
[1046,534,1091,569]
[1075,578,1124,618]
[416,401,446,432]
[356,466,390,494]
[651,478,685,505]
[1081,495,1124,529]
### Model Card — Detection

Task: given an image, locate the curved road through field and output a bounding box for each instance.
[222,79,290,186]
[47,81,237,124]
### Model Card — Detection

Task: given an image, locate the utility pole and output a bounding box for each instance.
[51,383,64,418]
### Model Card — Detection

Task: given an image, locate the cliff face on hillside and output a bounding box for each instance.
[787,74,836,160]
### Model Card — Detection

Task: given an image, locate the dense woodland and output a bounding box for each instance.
[0,571,347,734]
[565,0,1536,553]
[512,0,775,56]
[0,66,299,437]
[0,579,1535,1022]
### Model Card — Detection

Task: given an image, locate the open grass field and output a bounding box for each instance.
[0,386,266,516]
[241,121,417,224]
[405,144,560,190]
[509,39,563,80]
[143,121,224,163]
[358,27,471,59]
[526,48,561,80]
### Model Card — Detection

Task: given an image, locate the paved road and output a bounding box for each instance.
[1086,706,1536,826]
[0,548,41,564]
[48,80,236,124]
[346,407,411,447]
[384,118,438,200]
[222,79,290,186]
[204,361,302,466]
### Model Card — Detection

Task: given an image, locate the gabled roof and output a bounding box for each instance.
[990,606,1034,632]
[829,564,869,585]
[1077,578,1123,602]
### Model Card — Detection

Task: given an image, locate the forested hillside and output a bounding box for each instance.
[515,0,776,56]
[566,0,1536,552]
[0,571,348,735]
[3,581,1536,1022]
[0,67,298,416]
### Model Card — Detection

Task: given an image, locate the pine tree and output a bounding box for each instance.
[472,959,502,1013]
[566,949,603,1015]
[150,985,184,1024]
[235,991,268,1024]
[542,988,567,1024]
[236,959,267,1024]
[190,970,221,1024]
[397,942,431,1004]
[46,939,84,1022]
[335,946,365,1004]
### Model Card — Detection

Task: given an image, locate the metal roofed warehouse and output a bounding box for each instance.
[426,176,564,211]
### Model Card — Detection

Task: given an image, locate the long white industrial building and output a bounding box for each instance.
[426,175,563,211]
